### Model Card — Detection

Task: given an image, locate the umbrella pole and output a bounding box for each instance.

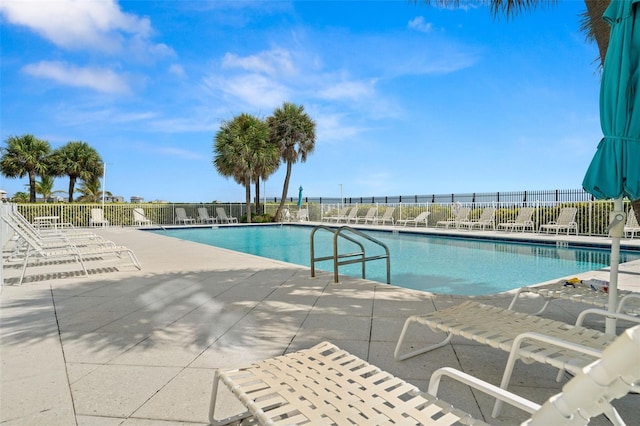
[606,197,624,335]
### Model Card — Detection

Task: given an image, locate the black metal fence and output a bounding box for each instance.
[274,188,596,205]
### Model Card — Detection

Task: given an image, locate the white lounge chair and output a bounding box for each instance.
[210,326,640,426]
[133,208,152,226]
[624,207,640,239]
[354,207,377,224]
[394,300,640,417]
[497,207,535,232]
[395,210,430,227]
[508,279,640,316]
[216,207,238,224]
[435,206,470,228]
[2,214,141,286]
[174,208,195,225]
[322,206,348,222]
[295,208,309,222]
[197,207,217,224]
[540,207,578,235]
[373,207,395,225]
[89,208,109,227]
[337,206,358,223]
[459,206,496,230]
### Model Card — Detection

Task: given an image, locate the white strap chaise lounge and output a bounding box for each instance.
[394,300,640,417]
[373,207,395,226]
[197,207,217,224]
[216,207,238,224]
[458,206,496,230]
[539,207,578,235]
[395,211,430,227]
[175,207,195,225]
[89,208,109,227]
[497,206,535,232]
[210,325,640,425]
[508,279,640,316]
[435,207,470,229]
[133,208,152,226]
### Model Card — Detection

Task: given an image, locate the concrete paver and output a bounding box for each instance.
[2,225,639,425]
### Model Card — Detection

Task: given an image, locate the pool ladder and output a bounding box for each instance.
[310,225,391,284]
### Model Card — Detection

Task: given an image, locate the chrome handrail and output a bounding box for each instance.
[310,225,390,284]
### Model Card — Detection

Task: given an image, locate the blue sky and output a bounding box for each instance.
[0,1,602,203]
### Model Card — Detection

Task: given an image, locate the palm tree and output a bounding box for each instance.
[419,1,640,223]
[11,191,29,203]
[76,177,109,202]
[35,175,60,202]
[0,134,52,202]
[214,113,271,223]
[267,102,316,222]
[50,141,103,202]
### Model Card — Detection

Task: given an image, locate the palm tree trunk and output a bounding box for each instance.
[275,162,293,222]
[245,183,252,223]
[28,170,37,202]
[254,178,261,215]
[68,177,76,202]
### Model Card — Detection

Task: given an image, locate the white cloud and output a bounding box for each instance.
[169,64,186,78]
[319,80,375,101]
[203,73,289,110]
[408,16,433,33]
[22,61,131,94]
[222,48,296,76]
[0,0,172,58]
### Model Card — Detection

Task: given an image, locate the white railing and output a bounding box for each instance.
[10,199,634,237]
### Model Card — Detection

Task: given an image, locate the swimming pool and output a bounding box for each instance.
[150,225,640,296]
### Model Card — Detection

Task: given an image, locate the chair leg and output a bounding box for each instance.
[394,316,453,361]
[209,370,251,426]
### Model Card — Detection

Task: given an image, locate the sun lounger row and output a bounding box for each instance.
[322,206,396,225]
[2,208,142,286]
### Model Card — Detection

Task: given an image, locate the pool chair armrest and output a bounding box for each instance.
[428,367,540,415]
[575,309,640,328]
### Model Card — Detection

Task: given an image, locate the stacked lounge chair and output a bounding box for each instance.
[2,211,141,285]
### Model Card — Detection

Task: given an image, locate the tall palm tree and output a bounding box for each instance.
[0,134,52,202]
[214,113,270,223]
[419,1,640,222]
[50,141,103,202]
[267,102,316,222]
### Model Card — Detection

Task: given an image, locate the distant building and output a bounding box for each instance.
[131,195,144,203]
[102,195,125,203]
[0,190,7,200]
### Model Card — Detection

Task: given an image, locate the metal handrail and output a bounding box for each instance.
[310,225,390,284]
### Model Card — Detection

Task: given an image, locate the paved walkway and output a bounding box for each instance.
[1,225,639,425]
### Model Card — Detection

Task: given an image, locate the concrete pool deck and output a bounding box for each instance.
[1,224,639,425]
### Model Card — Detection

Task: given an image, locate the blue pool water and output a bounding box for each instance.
[150,225,640,296]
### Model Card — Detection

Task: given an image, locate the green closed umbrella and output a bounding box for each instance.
[297,186,303,207]
[582,0,640,334]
